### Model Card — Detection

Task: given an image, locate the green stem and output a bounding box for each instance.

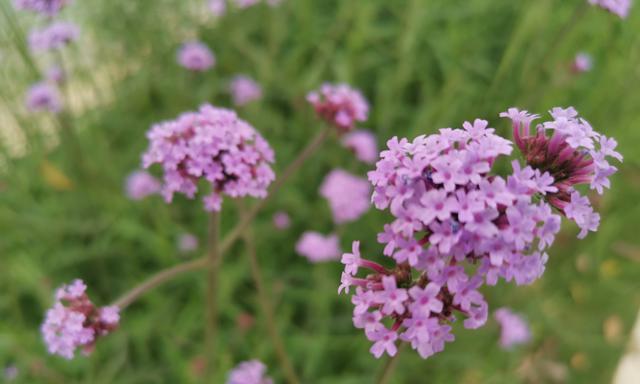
[375,348,403,384]
[205,211,221,378]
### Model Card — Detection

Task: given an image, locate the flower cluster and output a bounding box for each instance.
[319,169,371,224]
[227,360,273,384]
[125,170,160,200]
[339,107,619,359]
[272,211,291,230]
[142,104,275,211]
[572,52,593,73]
[26,82,62,113]
[501,107,622,238]
[229,75,263,106]
[588,0,632,19]
[341,129,378,164]
[177,233,199,253]
[494,308,531,349]
[29,21,79,53]
[177,41,215,72]
[296,231,341,263]
[307,83,369,132]
[13,0,70,16]
[41,280,119,359]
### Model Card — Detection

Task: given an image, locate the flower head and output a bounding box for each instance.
[226,360,273,384]
[29,22,79,53]
[177,233,199,252]
[272,211,291,230]
[125,170,160,200]
[296,231,341,263]
[142,104,275,211]
[208,0,226,16]
[177,41,215,72]
[319,169,371,224]
[572,52,593,73]
[13,0,70,16]
[494,308,531,349]
[25,82,62,113]
[229,75,262,106]
[307,83,369,131]
[588,0,632,19]
[41,280,119,359]
[341,129,378,164]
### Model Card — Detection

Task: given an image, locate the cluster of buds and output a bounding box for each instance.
[41,280,119,359]
[142,104,275,211]
[339,107,620,359]
[307,83,369,132]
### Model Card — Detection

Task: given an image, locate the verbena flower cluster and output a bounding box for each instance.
[142,104,275,212]
[272,211,291,230]
[177,233,199,253]
[338,107,620,359]
[296,231,341,263]
[494,308,531,349]
[501,107,622,238]
[341,129,378,164]
[307,83,369,132]
[28,21,79,53]
[588,0,632,18]
[177,41,215,72]
[227,360,273,384]
[125,170,160,200]
[13,0,70,16]
[26,82,62,113]
[319,169,371,224]
[41,280,119,359]
[229,75,263,106]
[573,52,593,73]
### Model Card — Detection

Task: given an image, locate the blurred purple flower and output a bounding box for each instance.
[46,65,65,84]
[229,75,262,106]
[227,360,273,384]
[272,211,290,230]
[572,52,593,73]
[341,129,378,164]
[208,0,226,16]
[307,83,369,132]
[13,0,70,16]
[125,170,160,201]
[588,0,632,18]
[29,22,79,53]
[296,231,341,263]
[494,308,532,349]
[178,233,199,252]
[25,82,62,113]
[177,41,215,72]
[319,169,371,224]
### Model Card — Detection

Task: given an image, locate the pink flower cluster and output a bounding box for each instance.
[501,107,622,238]
[307,83,369,132]
[338,108,619,359]
[227,360,273,384]
[41,280,119,359]
[494,308,531,349]
[588,0,633,19]
[13,0,70,16]
[319,169,371,224]
[229,75,263,106]
[177,233,199,252]
[272,211,291,229]
[296,231,341,263]
[125,170,160,200]
[177,41,215,72]
[341,129,378,164]
[142,104,275,212]
[28,21,79,53]
[572,52,593,73]
[26,82,62,113]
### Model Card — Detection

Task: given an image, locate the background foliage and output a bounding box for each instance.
[1,0,639,382]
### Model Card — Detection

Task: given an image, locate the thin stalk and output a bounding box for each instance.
[111,126,330,309]
[240,203,300,384]
[375,348,403,384]
[220,125,330,254]
[112,257,208,309]
[205,211,221,378]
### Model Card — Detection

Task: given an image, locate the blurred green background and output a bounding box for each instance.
[1,0,639,383]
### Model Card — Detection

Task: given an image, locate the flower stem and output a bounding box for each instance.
[239,203,300,384]
[375,347,403,384]
[205,211,221,378]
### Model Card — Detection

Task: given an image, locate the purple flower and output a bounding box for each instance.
[341,129,378,164]
[307,83,369,131]
[226,360,273,384]
[494,308,531,349]
[272,211,290,230]
[142,104,275,211]
[177,41,215,72]
[29,22,79,53]
[13,0,70,16]
[572,52,593,73]
[41,280,119,359]
[295,231,340,263]
[368,327,398,358]
[588,0,632,18]
[177,233,199,252]
[319,169,371,224]
[408,283,443,316]
[229,75,262,106]
[208,0,226,16]
[46,66,65,84]
[376,276,408,315]
[125,170,160,200]
[25,82,62,113]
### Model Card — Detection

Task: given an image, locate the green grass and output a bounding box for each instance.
[1,0,640,382]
